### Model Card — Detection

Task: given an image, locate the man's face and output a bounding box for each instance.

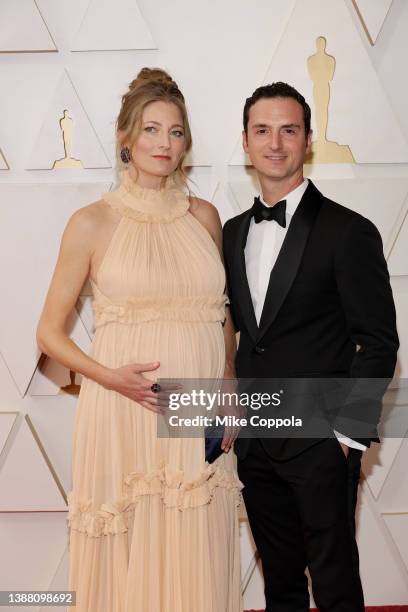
[243,96,312,183]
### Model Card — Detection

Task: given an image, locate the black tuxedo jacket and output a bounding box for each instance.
[223,180,399,460]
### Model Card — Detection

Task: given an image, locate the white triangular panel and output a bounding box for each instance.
[36,0,90,50]
[71,0,156,51]
[352,0,394,45]
[363,437,405,499]
[25,394,76,494]
[0,412,18,458]
[383,513,408,572]
[0,148,8,169]
[0,182,111,396]
[28,358,81,396]
[26,70,111,169]
[357,487,408,603]
[0,353,23,411]
[41,546,69,610]
[0,513,67,593]
[388,208,408,276]
[0,416,66,510]
[391,278,408,379]
[229,177,408,255]
[185,167,217,203]
[230,0,408,165]
[375,436,408,511]
[184,146,212,168]
[0,0,57,52]
[312,178,408,256]
[212,183,242,226]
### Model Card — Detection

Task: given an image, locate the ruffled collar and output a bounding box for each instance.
[103,170,190,223]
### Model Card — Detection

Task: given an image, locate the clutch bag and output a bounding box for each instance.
[204,423,225,463]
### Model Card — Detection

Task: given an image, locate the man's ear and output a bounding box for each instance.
[242,130,249,153]
[306,129,313,155]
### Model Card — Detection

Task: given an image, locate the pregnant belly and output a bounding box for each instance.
[90,320,225,379]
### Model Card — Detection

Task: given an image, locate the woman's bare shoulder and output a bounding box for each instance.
[188,195,219,217]
[65,200,118,239]
[188,195,222,250]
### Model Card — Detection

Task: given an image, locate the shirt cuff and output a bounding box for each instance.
[333,430,367,451]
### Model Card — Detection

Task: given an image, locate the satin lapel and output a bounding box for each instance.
[257,181,323,341]
[231,210,258,343]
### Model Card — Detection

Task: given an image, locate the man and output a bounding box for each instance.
[223,82,399,611]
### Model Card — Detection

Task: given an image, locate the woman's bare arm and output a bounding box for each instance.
[36,204,163,413]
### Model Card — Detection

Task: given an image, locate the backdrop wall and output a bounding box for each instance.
[1,1,408,609]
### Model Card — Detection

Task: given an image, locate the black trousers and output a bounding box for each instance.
[238,438,365,612]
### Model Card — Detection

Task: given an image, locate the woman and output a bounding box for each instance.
[37,68,243,612]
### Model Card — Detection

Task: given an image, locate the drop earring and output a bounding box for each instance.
[120,147,131,164]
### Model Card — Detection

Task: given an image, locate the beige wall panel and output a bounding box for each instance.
[0,0,56,53]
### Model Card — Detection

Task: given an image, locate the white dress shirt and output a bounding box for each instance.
[244,179,366,452]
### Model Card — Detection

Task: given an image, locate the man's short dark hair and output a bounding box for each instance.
[243,82,311,136]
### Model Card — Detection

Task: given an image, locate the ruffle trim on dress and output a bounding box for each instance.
[103,177,190,224]
[92,295,228,327]
[68,464,243,538]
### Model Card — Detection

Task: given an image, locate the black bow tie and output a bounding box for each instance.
[252,196,287,228]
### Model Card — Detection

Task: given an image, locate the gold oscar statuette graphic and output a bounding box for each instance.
[53,109,83,169]
[306,36,354,164]
[60,369,81,395]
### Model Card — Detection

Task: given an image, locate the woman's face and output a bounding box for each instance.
[129,101,186,186]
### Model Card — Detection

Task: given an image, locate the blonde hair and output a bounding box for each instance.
[117,67,192,187]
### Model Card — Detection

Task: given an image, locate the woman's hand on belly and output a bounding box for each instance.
[102,361,165,414]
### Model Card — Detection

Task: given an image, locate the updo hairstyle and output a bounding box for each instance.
[117,67,192,186]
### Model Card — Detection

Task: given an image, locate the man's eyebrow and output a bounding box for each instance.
[251,122,301,129]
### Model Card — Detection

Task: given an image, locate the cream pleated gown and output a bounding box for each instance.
[67,172,243,612]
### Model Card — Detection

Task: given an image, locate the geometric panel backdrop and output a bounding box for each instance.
[1,0,408,608]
